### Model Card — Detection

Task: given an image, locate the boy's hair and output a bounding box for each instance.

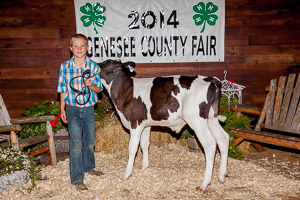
[70,33,88,46]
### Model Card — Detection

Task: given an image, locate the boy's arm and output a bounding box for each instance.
[85,78,102,93]
[60,93,68,124]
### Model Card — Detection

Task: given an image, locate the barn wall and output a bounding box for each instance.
[0,0,299,117]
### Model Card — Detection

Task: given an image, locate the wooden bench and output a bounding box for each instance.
[0,94,57,166]
[228,73,300,151]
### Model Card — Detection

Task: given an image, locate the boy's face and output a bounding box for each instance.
[70,38,89,59]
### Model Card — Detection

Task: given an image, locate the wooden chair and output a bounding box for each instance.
[0,94,57,166]
[228,73,300,151]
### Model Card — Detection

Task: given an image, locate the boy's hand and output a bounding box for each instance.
[85,78,92,87]
[61,110,68,124]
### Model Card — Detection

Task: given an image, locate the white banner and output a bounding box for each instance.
[74,0,225,63]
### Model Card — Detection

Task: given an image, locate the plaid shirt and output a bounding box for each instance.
[57,56,102,107]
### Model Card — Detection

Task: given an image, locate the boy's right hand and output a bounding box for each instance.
[61,110,68,124]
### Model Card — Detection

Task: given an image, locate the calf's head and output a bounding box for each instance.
[98,59,136,85]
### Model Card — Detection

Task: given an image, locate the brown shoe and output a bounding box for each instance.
[87,170,104,176]
[73,182,88,190]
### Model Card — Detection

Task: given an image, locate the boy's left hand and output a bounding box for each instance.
[85,78,92,87]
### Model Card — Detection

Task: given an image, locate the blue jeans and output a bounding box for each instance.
[66,104,95,184]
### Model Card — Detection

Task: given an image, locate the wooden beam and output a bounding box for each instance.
[10,131,19,150]
[46,121,57,166]
[28,146,49,157]
[230,103,262,116]
[18,135,49,148]
[0,124,21,132]
[229,128,300,150]
[11,115,56,124]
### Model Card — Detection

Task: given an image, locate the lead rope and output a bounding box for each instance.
[70,70,102,105]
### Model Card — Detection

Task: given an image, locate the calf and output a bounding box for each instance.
[98,59,229,190]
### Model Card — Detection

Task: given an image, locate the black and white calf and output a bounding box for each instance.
[98,60,229,190]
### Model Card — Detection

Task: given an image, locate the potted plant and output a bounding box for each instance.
[0,146,45,192]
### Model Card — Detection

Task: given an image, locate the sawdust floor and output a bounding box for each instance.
[1,144,300,200]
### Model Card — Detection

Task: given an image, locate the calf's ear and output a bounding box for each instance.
[123,62,136,73]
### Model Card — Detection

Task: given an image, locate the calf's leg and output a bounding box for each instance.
[123,127,144,180]
[187,119,217,190]
[140,127,151,170]
[208,117,229,183]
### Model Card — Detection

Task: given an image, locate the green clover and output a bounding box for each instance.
[80,2,106,34]
[193,2,218,33]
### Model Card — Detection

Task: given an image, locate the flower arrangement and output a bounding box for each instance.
[0,146,44,192]
[20,100,66,139]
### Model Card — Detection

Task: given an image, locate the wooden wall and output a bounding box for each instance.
[0,0,299,117]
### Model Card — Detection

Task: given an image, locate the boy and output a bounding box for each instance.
[57,33,103,190]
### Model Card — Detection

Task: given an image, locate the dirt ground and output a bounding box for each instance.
[244,147,300,179]
[239,143,300,200]
[1,143,299,200]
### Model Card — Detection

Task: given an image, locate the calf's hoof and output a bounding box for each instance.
[122,174,131,180]
[218,173,228,183]
[142,164,149,170]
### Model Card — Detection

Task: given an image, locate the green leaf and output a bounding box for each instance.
[93,3,106,15]
[205,2,218,14]
[193,2,206,14]
[193,14,205,26]
[206,14,218,26]
[80,3,93,15]
[80,15,93,27]
[95,15,106,27]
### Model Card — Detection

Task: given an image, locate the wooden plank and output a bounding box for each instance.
[278,74,296,128]
[284,73,300,128]
[1,57,64,68]
[0,67,59,79]
[226,8,285,17]
[227,44,300,56]
[0,125,22,132]
[0,28,60,39]
[0,48,62,58]
[0,94,11,126]
[11,115,56,124]
[225,36,249,45]
[230,103,262,116]
[10,131,19,150]
[230,129,300,150]
[255,90,271,131]
[47,121,57,166]
[272,76,286,128]
[0,79,58,89]
[291,102,300,133]
[5,109,26,118]
[0,38,63,49]
[265,79,277,128]
[226,14,293,26]
[22,0,74,6]
[246,25,300,36]
[0,6,55,17]
[18,135,49,148]
[245,54,300,66]
[28,146,49,157]
[226,0,298,9]
[249,33,300,45]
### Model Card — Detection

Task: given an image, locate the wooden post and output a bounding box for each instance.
[46,121,57,166]
[10,131,19,150]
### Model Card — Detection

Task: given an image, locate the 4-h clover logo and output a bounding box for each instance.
[193,2,218,33]
[80,2,106,34]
